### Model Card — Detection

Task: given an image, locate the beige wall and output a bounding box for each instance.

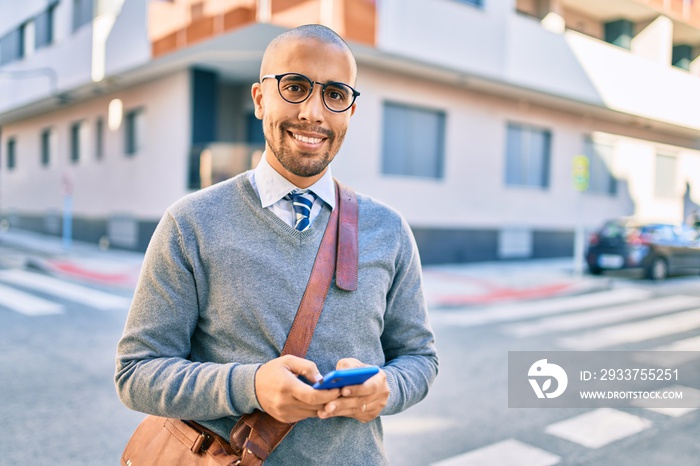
[562,6,604,39]
[3,63,698,234]
[336,65,699,230]
[0,70,191,221]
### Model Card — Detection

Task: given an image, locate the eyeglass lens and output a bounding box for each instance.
[278,74,354,112]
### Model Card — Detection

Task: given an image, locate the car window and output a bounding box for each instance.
[642,225,674,242]
[600,223,630,238]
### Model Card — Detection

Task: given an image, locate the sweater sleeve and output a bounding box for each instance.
[114,211,262,420]
[380,217,439,415]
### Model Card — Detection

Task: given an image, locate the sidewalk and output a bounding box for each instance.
[0,228,144,290]
[422,259,611,309]
[0,228,610,303]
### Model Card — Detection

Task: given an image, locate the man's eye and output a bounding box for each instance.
[326,89,346,101]
[286,85,304,93]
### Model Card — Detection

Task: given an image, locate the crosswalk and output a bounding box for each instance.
[429,287,700,466]
[0,269,132,315]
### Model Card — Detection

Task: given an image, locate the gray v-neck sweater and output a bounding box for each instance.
[115,173,438,465]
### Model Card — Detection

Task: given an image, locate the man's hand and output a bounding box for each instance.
[318,358,389,423]
[255,355,341,423]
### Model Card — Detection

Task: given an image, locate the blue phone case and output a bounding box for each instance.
[312,366,380,389]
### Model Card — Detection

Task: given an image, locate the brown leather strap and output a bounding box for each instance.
[335,180,359,292]
[230,180,358,466]
[280,183,339,357]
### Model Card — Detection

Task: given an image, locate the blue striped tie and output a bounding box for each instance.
[287,190,316,231]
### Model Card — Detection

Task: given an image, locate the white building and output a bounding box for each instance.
[1,0,699,263]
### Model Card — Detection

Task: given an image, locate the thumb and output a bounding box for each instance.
[282,355,323,384]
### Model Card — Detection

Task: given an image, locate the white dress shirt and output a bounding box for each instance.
[248,152,336,229]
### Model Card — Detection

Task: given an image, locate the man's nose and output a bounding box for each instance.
[297,86,325,123]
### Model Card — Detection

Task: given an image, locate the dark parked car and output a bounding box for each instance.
[586,219,700,280]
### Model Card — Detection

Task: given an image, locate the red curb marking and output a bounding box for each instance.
[434,282,573,306]
[424,270,506,292]
[49,261,136,284]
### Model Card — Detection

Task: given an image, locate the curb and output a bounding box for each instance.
[424,267,612,309]
[26,256,141,290]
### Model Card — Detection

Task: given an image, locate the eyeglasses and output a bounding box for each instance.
[261,72,360,113]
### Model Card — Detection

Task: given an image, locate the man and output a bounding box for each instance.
[115,24,438,465]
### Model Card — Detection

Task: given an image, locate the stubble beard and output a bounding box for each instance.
[265,120,346,178]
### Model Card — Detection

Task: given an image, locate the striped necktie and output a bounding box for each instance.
[287,189,317,231]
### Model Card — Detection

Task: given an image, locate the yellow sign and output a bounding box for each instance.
[572,155,589,191]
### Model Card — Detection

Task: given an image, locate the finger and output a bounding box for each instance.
[341,382,374,397]
[318,398,372,420]
[336,358,365,370]
[340,371,383,397]
[294,384,342,406]
[282,355,323,384]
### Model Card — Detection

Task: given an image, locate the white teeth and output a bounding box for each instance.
[292,133,322,144]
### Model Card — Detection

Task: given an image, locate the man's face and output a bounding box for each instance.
[252,37,357,188]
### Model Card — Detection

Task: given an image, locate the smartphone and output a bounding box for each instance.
[312,366,380,390]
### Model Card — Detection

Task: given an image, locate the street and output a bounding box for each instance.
[385,273,700,465]
[1,242,700,465]
[0,241,142,465]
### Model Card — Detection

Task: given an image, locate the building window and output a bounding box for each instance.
[583,137,616,195]
[246,112,265,145]
[655,154,677,199]
[381,102,445,179]
[125,108,145,156]
[35,3,56,49]
[0,25,25,65]
[604,19,633,50]
[95,117,104,160]
[70,121,87,163]
[672,45,694,71]
[41,128,54,167]
[505,122,551,188]
[456,0,483,7]
[73,0,95,31]
[6,138,17,170]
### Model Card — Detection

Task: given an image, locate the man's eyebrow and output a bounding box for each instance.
[284,74,309,82]
[285,74,348,85]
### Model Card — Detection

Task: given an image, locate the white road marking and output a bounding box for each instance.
[504,295,700,337]
[430,438,560,466]
[633,336,700,367]
[651,334,700,351]
[0,270,132,310]
[635,385,700,417]
[544,408,652,449]
[0,283,64,315]
[430,289,651,327]
[557,308,700,350]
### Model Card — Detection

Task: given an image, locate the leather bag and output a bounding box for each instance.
[121,181,358,466]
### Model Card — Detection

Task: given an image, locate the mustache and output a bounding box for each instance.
[280,122,334,139]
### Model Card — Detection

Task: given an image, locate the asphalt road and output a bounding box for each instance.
[0,270,141,465]
[1,254,700,465]
[385,273,700,465]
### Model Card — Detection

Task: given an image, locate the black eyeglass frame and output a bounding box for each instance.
[260,72,360,113]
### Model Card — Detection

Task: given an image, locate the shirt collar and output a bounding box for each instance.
[253,151,336,210]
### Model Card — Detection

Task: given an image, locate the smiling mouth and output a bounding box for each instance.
[290,132,325,145]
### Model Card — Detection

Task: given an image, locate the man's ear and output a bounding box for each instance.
[251,82,264,119]
[349,102,357,117]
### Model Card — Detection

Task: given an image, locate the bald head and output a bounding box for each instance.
[260,24,357,84]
